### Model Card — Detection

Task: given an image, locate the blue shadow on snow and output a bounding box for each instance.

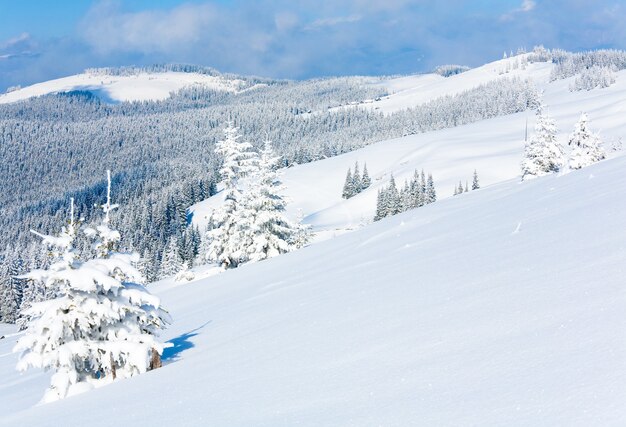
[162,321,211,363]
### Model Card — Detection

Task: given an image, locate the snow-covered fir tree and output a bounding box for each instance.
[138,248,160,284]
[14,173,170,402]
[472,170,480,190]
[342,161,370,199]
[291,209,312,250]
[342,168,355,199]
[0,262,19,323]
[375,169,436,221]
[238,140,307,263]
[206,125,258,268]
[352,162,362,193]
[425,174,437,203]
[159,236,184,278]
[361,163,371,190]
[569,66,617,92]
[385,175,401,217]
[568,112,606,170]
[521,101,564,180]
[457,181,464,195]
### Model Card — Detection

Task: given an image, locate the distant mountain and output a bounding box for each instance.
[0,64,270,104]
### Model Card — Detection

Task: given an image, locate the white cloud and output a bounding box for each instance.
[1,33,31,50]
[0,33,39,60]
[521,0,536,12]
[501,0,536,21]
[303,14,362,31]
[80,1,218,54]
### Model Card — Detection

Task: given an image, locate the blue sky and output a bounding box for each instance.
[1,0,625,90]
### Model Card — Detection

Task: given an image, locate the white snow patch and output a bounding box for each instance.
[0,72,244,104]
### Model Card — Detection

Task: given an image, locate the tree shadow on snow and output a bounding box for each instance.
[162,321,211,363]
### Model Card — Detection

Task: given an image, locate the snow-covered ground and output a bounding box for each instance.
[3,153,626,426]
[0,71,244,104]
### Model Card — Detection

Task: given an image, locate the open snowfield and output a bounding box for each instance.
[0,71,244,104]
[2,153,626,426]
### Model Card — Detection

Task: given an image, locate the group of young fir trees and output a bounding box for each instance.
[453,170,480,196]
[14,171,170,402]
[205,124,310,269]
[15,124,310,402]
[374,170,436,221]
[521,100,606,180]
[342,161,371,199]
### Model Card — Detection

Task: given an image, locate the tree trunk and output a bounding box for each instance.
[150,348,162,370]
[110,353,116,380]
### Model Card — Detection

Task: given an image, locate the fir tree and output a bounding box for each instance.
[238,140,303,263]
[409,169,422,208]
[342,168,354,199]
[0,263,18,323]
[521,101,564,180]
[15,176,170,402]
[568,112,605,169]
[400,179,413,211]
[352,162,362,194]
[138,248,160,284]
[385,175,401,216]
[472,170,480,190]
[457,181,464,195]
[206,125,258,268]
[425,174,437,203]
[159,236,184,278]
[291,209,312,250]
[8,256,27,314]
[374,189,385,221]
[361,163,371,190]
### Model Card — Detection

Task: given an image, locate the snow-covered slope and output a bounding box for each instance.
[335,55,552,114]
[0,71,245,104]
[2,154,626,426]
[192,67,626,235]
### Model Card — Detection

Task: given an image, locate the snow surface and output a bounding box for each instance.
[2,155,626,426]
[0,71,244,104]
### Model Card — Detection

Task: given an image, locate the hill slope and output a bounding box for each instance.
[0,70,245,104]
[2,155,626,426]
[191,66,626,235]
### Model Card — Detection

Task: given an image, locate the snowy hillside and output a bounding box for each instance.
[331,55,552,114]
[192,64,626,235]
[0,70,246,104]
[3,154,626,426]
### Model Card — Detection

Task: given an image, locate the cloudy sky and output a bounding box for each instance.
[1,0,625,90]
